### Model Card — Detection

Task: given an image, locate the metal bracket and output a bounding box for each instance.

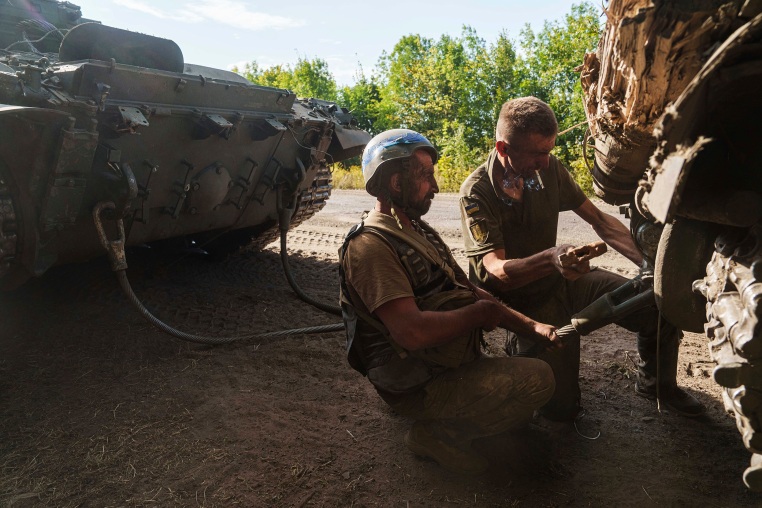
[118,106,149,133]
[135,160,158,224]
[94,82,111,112]
[165,160,194,218]
[93,201,127,272]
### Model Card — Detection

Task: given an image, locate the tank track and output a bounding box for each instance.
[0,174,18,280]
[248,164,333,250]
[695,225,762,490]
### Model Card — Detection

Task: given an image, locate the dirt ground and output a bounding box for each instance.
[1,190,760,507]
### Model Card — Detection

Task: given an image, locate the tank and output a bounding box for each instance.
[581,0,762,489]
[0,0,370,290]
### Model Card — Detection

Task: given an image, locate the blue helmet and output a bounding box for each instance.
[361,129,438,197]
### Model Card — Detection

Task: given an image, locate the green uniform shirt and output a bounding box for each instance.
[459,149,586,307]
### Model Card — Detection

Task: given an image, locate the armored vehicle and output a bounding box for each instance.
[580,0,762,488]
[0,0,369,290]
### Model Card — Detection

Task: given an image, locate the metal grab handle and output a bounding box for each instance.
[93,201,128,271]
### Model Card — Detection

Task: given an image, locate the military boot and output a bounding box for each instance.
[635,322,705,417]
[404,421,488,475]
[635,382,705,417]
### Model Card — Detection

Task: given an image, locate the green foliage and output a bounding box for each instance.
[337,67,383,135]
[557,142,595,196]
[515,2,601,169]
[234,2,603,194]
[436,124,485,193]
[234,57,337,101]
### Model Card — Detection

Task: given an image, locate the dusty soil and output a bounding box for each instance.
[1,190,759,507]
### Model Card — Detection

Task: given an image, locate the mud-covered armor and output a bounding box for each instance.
[580,1,762,488]
[338,216,479,396]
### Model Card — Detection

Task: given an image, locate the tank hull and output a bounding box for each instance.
[0,11,369,288]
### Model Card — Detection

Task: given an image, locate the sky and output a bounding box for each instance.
[68,0,586,86]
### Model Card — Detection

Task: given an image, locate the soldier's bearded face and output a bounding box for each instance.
[404,150,438,219]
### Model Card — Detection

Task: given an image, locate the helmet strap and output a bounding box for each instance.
[395,168,422,221]
[389,205,403,230]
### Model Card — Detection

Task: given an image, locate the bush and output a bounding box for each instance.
[567,156,594,197]
[436,153,479,193]
[329,152,596,197]
[331,165,364,189]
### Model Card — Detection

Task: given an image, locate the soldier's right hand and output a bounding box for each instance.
[552,244,591,280]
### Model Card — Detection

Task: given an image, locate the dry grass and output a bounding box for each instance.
[330,165,364,190]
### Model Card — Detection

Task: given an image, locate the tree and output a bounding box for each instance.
[233,2,604,193]
[234,57,338,101]
[515,2,602,166]
[290,57,337,101]
[337,67,383,135]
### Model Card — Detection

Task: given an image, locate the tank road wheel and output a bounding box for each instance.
[695,225,762,490]
[190,165,333,257]
[192,222,276,261]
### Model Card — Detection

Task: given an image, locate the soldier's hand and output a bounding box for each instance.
[552,244,591,280]
[534,323,562,349]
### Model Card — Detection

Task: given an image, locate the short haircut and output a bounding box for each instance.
[495,97,558,143]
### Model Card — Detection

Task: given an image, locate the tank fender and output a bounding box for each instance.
[639,137,711,224]
[328,123,372,162]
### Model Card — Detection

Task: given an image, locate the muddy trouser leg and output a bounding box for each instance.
[508,282,581,422]
[389,356,555,441]
[560,268,681,390]
[619,304,681,391]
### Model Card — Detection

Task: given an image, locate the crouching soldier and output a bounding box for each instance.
[338,129,560,475]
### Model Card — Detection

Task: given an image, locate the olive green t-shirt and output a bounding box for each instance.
[458,149,586,307]
[342,230,414,317]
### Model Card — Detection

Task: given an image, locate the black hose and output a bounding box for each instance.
[116,270,344,345]
[278,227,342,316]
[276,189,343,317]
[94,199,345,345]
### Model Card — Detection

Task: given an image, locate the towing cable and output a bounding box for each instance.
[93,201,343,345]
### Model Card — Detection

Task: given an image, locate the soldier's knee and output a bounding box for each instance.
[520,358,555,407]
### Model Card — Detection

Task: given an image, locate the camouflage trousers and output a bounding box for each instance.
[507,268,681,421]
[387,356,555,441]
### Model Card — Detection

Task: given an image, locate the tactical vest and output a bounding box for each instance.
[338,212,481,396]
